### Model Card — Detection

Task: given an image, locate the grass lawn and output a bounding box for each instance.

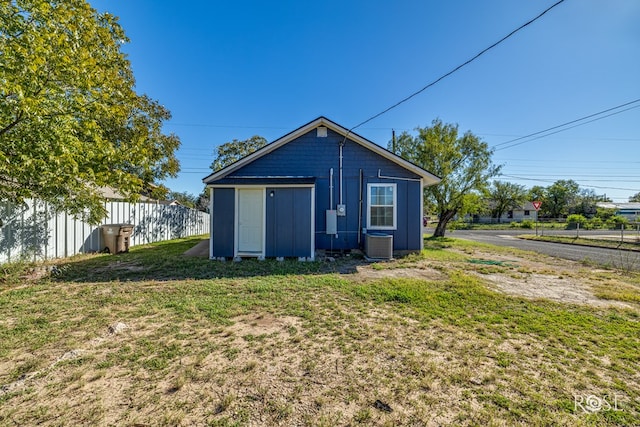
[1,236,639,426]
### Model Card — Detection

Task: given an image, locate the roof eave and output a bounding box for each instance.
[203,116,441,186]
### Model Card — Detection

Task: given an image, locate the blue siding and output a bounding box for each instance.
[231,129,421,251]
[360,178,422,251]
[212,188,235,257]
[265,188,312,257]
[211,128,424,253]
[406,180,422,250]
[234,129,419,180]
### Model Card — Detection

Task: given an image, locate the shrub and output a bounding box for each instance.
[566,214,587,229]
[520,220,534,229]
[595,207,617,221]
[588,217,604,229]
[606,215,629,229]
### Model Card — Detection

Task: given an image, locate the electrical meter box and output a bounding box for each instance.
[326,210,337,234]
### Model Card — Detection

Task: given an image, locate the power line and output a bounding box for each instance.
[486,134,640,142]
[348,0,566,132]
[501,167,640,172]
[496,158,640,164]
[494,99,640,151]
[504,174,640,179]
[500,174,639,192]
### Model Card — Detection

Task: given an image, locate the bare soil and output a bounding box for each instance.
[176,238,628,309]
[355,249,632,309]
[2,240,638,426]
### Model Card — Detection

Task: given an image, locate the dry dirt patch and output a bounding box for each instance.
[226,312,301,337]
[446,248,638,308]
[0,321,131,397]
[354,265,445,282]
[480,272,631,308]
[163,309,495,426]
[361,248,635,309]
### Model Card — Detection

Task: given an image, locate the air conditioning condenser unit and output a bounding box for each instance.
[365,233,393,259]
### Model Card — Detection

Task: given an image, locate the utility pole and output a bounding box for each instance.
[392,129,396,153]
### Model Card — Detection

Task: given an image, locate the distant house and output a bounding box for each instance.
[202,117,440,260]
[597,202,640,222]
[471,201,538,224]
[97,186,155,202]
[97,186,179,206]
[157,200,183,206]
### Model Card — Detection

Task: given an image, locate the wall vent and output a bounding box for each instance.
[365,233,393,259]
[317,126,328,137]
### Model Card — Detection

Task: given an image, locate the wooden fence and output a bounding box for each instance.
[0,200,209,263]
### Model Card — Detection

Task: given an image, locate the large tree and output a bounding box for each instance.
[630,192,640,203]
[544,179,580,219]
[391,119,501,237]
[526,185,546,214]
[1,0,180,224]
[488,181,527,223]
[572,188,603,217]
[210,136,267,172]
[527,185,546,203]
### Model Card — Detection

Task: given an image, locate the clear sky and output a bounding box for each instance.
[89,0,640,203]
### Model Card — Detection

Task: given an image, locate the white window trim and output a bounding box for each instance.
[367,183,397,230]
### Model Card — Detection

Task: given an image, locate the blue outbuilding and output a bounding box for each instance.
[202,117,440,260]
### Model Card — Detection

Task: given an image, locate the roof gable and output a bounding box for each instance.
[203,117,441,186]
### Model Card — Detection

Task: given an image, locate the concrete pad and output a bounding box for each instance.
[183,239,209,258]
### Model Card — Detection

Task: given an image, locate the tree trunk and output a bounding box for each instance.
[433,210,457,237]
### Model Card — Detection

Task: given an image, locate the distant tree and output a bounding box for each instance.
[195,190,210,212]
[488,181,527,223]
[527,186,546,203]
[391,119,500,237]
[630,192,640,202]
[0,0,180,224]
[595,207,617,222]
[167,191,197,209]
[544,180,580,219]
[572,188,602,217]
[210,136,267,172]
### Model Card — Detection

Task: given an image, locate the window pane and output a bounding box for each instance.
[372,188,382,205]
[369,184,395,228]
[383,187,393,205]
[371,185,393,206]
[370,206,393,227]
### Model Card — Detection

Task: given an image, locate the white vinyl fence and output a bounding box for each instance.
[0,200,210,263]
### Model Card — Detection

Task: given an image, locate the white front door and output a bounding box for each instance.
[237,189,264,254]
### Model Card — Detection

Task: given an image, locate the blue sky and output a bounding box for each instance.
[89,0,640,203]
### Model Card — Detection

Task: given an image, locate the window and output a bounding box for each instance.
[367,183,397,230]
[524,210,530,216]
